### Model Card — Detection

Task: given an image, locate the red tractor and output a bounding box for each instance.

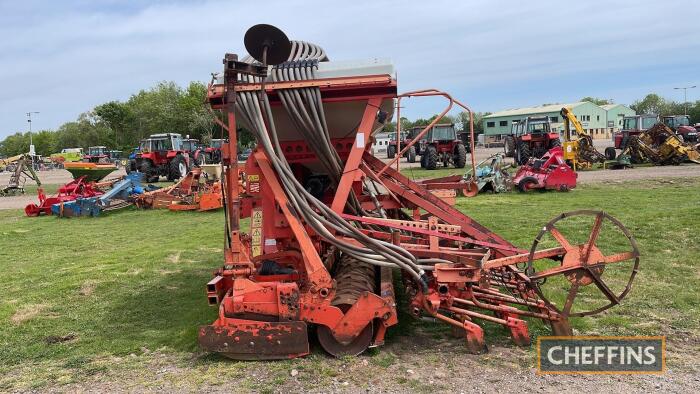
[182,138,206,166]
[386,131,417,162]
[609,114,659,159]
[127,133,190,182]
[413,124,467,170]
[82,146,109,163]
[203,138,226,164]
[505,116,561,165]
[662,115,697,143]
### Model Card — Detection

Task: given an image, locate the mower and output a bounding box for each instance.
[513,146,577,192]
[197,25,640,360]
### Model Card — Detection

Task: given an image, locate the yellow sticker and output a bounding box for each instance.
[252,209,263,227]
[251,245,262,257]
[248,174,259,182]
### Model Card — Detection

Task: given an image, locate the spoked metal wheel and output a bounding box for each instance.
[526,210,640,318]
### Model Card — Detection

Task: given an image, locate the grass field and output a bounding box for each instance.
[1,178,699,391]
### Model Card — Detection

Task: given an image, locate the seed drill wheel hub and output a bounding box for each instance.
[526,210,640,318]
[561,244,606,285]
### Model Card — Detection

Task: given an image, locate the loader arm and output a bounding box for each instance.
[560,107,587,142]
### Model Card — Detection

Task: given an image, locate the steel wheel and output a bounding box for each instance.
[526,210,640,318]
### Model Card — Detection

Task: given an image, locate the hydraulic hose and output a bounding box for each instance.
[234,41,428,289]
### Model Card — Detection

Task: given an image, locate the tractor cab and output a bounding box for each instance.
[182,138,200,152]
[614,114,658,149]
[204,138,227,164]
[662,115,697,142]
[83,146,108,163]
[509,116,561,165]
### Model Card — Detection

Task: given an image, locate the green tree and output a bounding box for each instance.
[580,97,612,106]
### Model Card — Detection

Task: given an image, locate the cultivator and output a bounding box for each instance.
[198,25,640,360]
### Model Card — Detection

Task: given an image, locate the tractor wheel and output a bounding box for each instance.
[126,159,136,174]
[140,160,158,183]
[424,145,438,170]
[407,146,416,163]
[518,176,539,192]
[504,136,516,157]
[169,155,188,181]
[604,147,616,160]
[387,145,396,159]
[453,143,467,168]
[516,141,532,165]
[549,138,562,149]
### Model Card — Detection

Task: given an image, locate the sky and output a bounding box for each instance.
[1,0,699,139]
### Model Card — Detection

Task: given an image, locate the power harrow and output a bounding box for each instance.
[198,25,641,359]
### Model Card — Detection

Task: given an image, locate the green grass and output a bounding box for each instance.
[0,178,698,389]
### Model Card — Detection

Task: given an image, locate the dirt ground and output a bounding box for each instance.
[40,333,700,393]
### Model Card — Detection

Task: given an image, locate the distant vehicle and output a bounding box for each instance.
[182,138,206,166]
[82,146,109,163]
[386,131,416,162]
[127,133,190,182]
[505,116,561,165]
[662,115,697,143]
[238,148,252,162]
[411,123,467,170]
[203,139,226,164]
[612,114,658,150]
[50,148,83,164]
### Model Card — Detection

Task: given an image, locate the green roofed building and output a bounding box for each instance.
[482,101,635,143]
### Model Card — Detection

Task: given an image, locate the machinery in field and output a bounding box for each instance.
[197,25,641,360]
[0,154,41,196]
[133,168,223,211]
[127,133,191,182]
[203,139,226,164]
[82,146,109,163]
[182,138,207,166]
[612,114,658,152]
[505,116,561,165]
[50,148,83,165]
[52,172,144,217]
[560,107,607,167]
[513,146,577,192]
[662,115,698,143]
[617,123,700,166]
[386,131,414,162]
[463,153,513,195]
[412,124,468,170]
[25,176,106,216]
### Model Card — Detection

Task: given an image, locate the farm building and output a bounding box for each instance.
[482,101,635,142]
[601,104,636,131]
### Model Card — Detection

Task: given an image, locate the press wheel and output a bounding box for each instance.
[526,210,640,318]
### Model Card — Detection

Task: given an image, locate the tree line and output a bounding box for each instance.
[1,84,698,158]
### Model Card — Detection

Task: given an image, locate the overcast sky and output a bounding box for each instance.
[1,0,698,138]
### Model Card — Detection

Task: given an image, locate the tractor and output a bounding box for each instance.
[505,116,561,165]
[610,114,659,158]
[127,133,190,182]
[203,138,226,164]
[662,115,697,143]
[182,138,206,166]
[82,146,109,163]
[386,131,416,162]
[413,124,467,170]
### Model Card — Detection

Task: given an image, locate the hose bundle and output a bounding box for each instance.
[233,41,434,289]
